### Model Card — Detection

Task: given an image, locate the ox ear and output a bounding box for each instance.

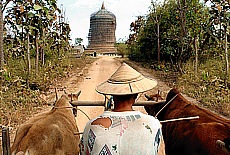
[145,94,151,100]
[64,89,68,94]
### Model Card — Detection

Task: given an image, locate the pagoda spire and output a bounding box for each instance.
[101,1,105,9]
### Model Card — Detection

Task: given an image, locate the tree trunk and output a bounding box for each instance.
[157,22,160,63]
[27,32,31,88]
[195,36,198,76]
[225,31,229,88]
[35,34,39,74]
[0,2,4,103]
[0,2,3,70]
[41,48,44,65]
[42,29,45,65]
[152,5,161,63]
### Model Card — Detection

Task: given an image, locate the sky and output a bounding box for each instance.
[57,0,152,46]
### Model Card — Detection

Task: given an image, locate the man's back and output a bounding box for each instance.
[80,111,162,155]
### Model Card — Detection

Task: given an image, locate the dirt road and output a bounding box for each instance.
[64,56,148,132]
[74,56,121,132]
[72,56,164,154]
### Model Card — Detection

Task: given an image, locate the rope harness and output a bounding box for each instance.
[53,106,91,120]
[154,93,199,122]
[53,93,200,135]
[53,106,91,135]
[154,94,179,118]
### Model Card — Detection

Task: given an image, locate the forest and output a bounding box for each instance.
[0,0,74,126]
[119,0,230,116]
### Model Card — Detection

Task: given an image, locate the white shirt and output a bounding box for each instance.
[80,111,162,155]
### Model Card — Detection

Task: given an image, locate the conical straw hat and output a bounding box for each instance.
[96,63,157,95]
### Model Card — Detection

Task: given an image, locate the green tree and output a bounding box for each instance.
[207,0,229,87]
[127,15,145,61]
[129,0,211,73]
[115,43,128,58]
[3,0,71,89]
[75,38,83,45]
[149,0,166,62]
[0,0,12,103]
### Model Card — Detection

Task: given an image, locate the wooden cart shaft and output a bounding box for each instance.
[70,100,165,106]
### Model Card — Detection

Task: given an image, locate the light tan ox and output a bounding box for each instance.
[11,91,81,155]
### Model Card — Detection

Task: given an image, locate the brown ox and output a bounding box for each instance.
[11,93,80,155]
[145,88,230,155]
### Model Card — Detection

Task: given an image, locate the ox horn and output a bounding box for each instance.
[145,94,151,100]
[76,90,81,97]
[216,140,230,155]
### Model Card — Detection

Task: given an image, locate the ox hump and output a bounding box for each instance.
[166,88,180,102]
[54,94,70,107]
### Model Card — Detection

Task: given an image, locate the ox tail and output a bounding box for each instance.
[13,150,30,155]
[216,140,230,155]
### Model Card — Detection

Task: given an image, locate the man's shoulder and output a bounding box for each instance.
[138,113,161,125]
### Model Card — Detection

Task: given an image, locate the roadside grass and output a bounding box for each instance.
[0,55,96,128]
[177,59,230,117]
[138,58,229,118]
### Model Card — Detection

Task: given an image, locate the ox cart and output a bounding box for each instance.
[0,89,163,155]
[0,88,203,155]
